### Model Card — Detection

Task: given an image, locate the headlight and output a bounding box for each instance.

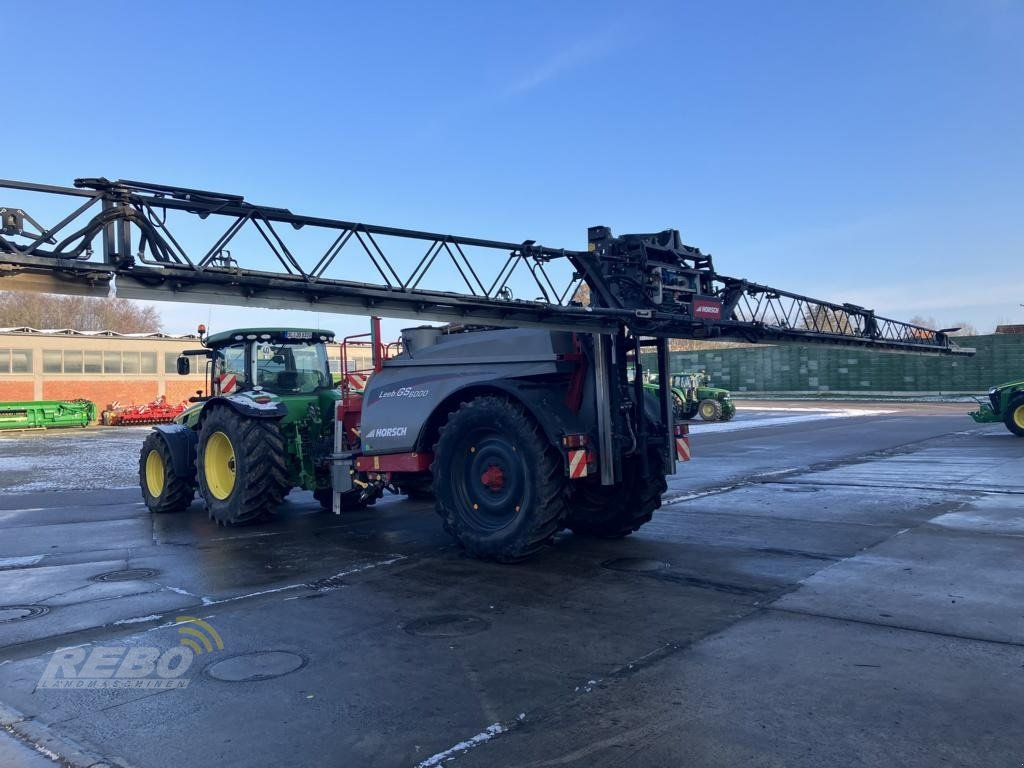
[989,387,999,395]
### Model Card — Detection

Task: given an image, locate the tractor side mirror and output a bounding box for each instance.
[176,356,190,376]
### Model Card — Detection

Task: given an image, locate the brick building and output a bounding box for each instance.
[0,327,377,413]
[0,327,207,408]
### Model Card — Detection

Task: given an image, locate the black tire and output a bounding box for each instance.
[671,392,687,420]
[314,487,366,512]
[698,398,723,421]
[720,403,736,421]
[431,396,569,562]
[196,406,290,525]
[139,431,195,513]
[1003,394,1024,437]
[566,449,668,538]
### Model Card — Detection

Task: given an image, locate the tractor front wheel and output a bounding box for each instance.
[432,396,568,562]
[196,407,290,525]
[1003,394,1024,437]
[698,398,723,421]
[139,432,194,513]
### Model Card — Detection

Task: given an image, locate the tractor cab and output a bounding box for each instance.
[178,327,335,400]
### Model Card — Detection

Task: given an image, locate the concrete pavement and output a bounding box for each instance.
[0,402,1019,767]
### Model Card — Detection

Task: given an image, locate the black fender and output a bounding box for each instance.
[201,395,288,420]
[152,424,198,479]
[415,379,590,455]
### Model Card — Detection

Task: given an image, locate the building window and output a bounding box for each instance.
[43,350,63,374]
[63,350,83,374]
[165,352,179,374]
[141,351,157,375]
[104,351,121,374]
[84,351,102,373]
[11,350,31,373]
[122,351,140,374]
[0,349,8,374]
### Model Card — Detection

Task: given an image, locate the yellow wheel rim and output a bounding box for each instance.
[204,431,236,500]
[700,403,715,418]
[1014,405,1024,429]
[145,449,165,497]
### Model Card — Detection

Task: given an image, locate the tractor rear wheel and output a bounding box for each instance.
[196,406,290,525]
[1003,394,1024,437]
[139,431,194,513]
[432,396,569,562]
[671,392,687,420]
[698,398,723,421]
[566,449,667,538]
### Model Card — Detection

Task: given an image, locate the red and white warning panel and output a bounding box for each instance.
[345,373,369,392]
[568,448,591,479]
[674,423,691,462]
[563,433,593,479]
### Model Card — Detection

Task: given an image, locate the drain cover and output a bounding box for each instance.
[602,557,670,573]
[205,651,307,682]
[403,614,490,638]
[0,605,49,623]
[91,568,159,582]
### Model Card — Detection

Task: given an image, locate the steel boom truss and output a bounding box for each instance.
[0,177,968,355]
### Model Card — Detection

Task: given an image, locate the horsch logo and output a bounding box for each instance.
[692,299,723,320]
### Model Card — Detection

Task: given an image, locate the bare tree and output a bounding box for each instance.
[908,315,937,329]
[800,305,854,334]
[948,321,978,336]
[571,282,592,307]
[0,291,162,333]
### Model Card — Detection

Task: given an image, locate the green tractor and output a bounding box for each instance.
[641,370,735,422]
[669,370,735,422]
[969,378,1024,437]
[138,327,345,524]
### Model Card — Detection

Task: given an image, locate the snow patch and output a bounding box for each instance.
[0,554,44,569]
[688,408,897,434]
[416,724,507,768]
[113,614,163,625]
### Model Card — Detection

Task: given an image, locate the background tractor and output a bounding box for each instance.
[969,378,1024,436]
[139,326,343,524]
[640,371,735,422]
[670,370,735,421]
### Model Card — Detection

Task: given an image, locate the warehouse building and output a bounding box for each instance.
[0,328,205,407]
[0,327,376,410]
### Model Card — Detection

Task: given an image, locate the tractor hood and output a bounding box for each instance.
[991,379,1024,393]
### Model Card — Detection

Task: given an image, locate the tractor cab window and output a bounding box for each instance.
[214,343,247,394]
[255,341,331,394]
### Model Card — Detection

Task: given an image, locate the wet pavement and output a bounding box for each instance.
[0,402,1020,767]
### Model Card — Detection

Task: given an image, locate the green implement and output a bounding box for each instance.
[0,399,96,430]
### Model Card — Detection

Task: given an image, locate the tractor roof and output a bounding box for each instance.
[204,327,336,346]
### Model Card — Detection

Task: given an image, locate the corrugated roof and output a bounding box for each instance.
[0,327,199,339]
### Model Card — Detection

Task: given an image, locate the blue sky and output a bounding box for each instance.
[3,0,1021,336]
